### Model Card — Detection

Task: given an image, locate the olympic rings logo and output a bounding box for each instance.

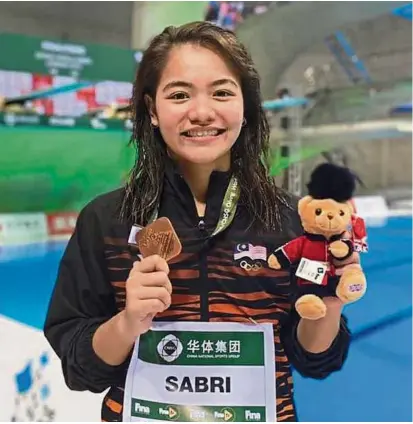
[240,261,263,272]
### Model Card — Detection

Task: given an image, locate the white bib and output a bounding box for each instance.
[123,321,276,422]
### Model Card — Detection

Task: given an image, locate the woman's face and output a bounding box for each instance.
[149,44,244,167]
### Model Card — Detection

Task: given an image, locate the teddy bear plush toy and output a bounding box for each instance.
[268,163,367,320]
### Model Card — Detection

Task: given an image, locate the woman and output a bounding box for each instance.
[44,22,353,422]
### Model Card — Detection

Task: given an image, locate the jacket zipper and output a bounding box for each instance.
[198,218,209,322]
[177,176,210,321]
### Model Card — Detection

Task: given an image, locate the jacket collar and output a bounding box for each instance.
[162,157,233,225]
[304,231,345,242]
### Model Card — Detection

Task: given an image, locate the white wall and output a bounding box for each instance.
[0,2,133,47]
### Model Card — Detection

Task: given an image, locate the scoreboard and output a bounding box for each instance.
[0,69,132,117]
[0,32,141,117]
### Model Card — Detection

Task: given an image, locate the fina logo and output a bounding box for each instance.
[157,334,183,363]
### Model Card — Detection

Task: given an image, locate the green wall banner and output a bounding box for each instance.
[0,112,133,131]
[0,32,142,81]
[0,125,135,213]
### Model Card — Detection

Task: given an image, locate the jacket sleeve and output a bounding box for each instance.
[273,236,306,267]
[43,201,130,393]
[280,306,351,379]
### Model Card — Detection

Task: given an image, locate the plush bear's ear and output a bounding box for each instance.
[298,195,313,217]
[347,199,356,214]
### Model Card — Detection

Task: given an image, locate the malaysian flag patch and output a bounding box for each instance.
[234,243,267,261]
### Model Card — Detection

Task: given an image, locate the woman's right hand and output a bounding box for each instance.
[121,255,172,339]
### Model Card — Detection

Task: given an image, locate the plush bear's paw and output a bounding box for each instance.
[329,240,350,259]
[295,294,327,320]
[268,254,281,269]
[336,264,367,303]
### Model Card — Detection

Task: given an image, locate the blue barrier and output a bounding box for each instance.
[393,3,412,20]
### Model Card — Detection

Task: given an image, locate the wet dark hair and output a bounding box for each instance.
[121,21,291,230]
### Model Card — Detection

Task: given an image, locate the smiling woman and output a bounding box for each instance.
[44,21,355,423]
[149,44,244,161]
[123,21,284,227]
[145,43,244,215]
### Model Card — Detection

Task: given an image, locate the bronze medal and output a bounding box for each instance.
[136,217,182,262]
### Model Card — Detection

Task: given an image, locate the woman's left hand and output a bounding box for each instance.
[297,248,363,353]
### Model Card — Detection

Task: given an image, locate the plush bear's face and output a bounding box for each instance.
[298,196,352,238]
